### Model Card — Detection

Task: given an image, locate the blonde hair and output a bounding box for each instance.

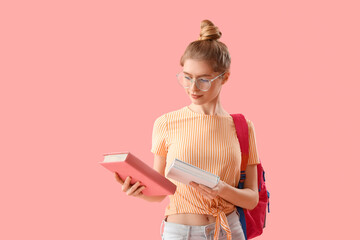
[180,19,231,73]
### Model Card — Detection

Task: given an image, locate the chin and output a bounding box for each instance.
[191,100,204,105]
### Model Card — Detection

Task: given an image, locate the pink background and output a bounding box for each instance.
[1,0,359,239]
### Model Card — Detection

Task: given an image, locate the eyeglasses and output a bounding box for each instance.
[176,71,226,91]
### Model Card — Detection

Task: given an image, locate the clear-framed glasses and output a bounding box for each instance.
[176,71,226,91]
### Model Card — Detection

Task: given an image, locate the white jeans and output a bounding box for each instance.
[160,210,246,240]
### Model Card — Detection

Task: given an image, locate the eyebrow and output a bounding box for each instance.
[183,71,212,77]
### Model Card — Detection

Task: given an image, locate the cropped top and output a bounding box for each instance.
[151,106,260,240]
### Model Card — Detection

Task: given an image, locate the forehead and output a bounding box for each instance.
[183,59,214,76]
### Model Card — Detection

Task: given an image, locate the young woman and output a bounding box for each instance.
[115,19,260,240]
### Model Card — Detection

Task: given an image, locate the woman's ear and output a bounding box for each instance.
[221,72,230,85]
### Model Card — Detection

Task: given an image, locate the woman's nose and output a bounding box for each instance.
[190,79,199,91]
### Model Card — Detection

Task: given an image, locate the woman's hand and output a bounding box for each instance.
[190,180,226,200]
[114,172,146,197]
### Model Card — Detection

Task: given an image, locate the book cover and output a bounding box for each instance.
[165,158,220,188]
[99,151,176,196]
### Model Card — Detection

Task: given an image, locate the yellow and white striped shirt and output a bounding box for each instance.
[151,106,260,240]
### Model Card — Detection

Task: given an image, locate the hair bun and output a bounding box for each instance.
[198,19,222,41]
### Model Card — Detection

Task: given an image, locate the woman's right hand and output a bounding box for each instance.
[114,172,146,197]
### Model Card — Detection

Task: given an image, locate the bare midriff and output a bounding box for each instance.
[165,211,234,226]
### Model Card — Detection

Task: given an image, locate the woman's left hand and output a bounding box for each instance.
[189,180,226,200]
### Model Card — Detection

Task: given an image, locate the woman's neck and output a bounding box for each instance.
[188,102,229,116]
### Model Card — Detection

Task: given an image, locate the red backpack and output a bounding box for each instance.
[231,114,270,239]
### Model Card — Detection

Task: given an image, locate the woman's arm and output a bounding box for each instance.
[218,164,259,210]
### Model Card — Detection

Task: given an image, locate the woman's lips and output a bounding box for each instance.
[191,94,203,99]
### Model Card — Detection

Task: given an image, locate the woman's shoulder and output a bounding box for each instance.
[232,114,255,127]
[245,117,255,129]
[246,118,253,125]
[244,118,258,136]
[153,107,187,122]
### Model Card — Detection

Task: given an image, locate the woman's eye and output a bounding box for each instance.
[199,79,210,83]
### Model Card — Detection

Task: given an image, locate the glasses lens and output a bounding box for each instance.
[196,79,211,91]
[177,72,191,88]
[177,73,211,91]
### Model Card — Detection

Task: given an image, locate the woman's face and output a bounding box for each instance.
[182,59,228,105]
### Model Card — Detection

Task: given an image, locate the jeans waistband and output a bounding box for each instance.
[160,210,239,236]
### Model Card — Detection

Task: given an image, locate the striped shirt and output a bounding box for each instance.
[151,106,260,240]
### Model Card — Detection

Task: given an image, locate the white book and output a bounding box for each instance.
[165,158,220,188]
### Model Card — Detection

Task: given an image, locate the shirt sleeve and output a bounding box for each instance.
[150,114,168,157]
[247,119,260,165]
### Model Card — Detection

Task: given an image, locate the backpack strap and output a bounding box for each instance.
[231,113,250,240]
[230,114,249,184]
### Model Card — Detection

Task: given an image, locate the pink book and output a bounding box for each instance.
[99,151,176,196]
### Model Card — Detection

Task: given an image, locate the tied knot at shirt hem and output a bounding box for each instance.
[207,208,232,240]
